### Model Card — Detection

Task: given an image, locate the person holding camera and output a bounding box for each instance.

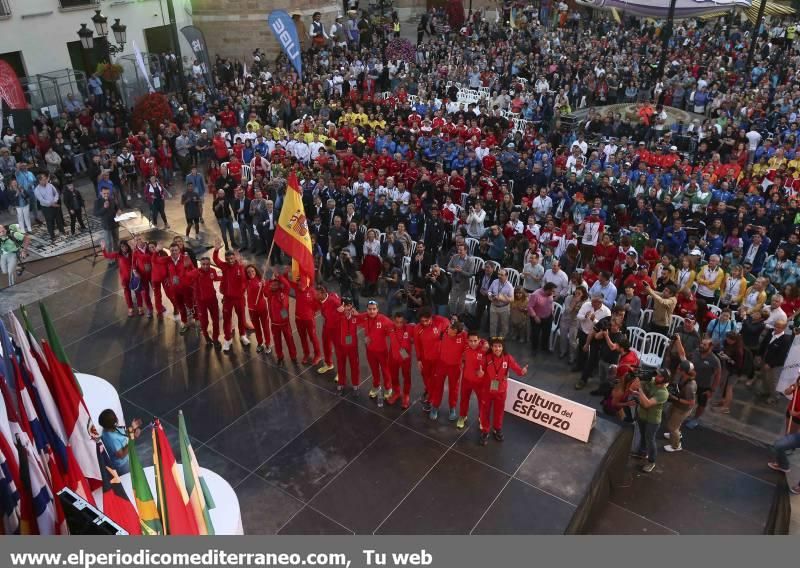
[333,249,361,310]
[426,264,451,316]
[663,359,697,452]
[574,294,612,389]
[630,368,671,472]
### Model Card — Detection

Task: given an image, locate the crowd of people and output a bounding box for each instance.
[0,3,799,480]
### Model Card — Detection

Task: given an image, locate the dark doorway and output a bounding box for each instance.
[67,40,108,76]
[0,51,26,78]
[145,25,175,54]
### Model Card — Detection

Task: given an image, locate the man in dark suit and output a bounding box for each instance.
[743,231,771,275]
[759,319,794,405]
[409,241,432,287]
[474,262,498,332]
[232,188,252,252]
[256,199,281,263]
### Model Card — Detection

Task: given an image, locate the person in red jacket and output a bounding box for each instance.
[288,275,321,366]
[131,236,154,317]
[315,284,342,376]
[413,307,451,411]
[335,296,360,396]
[186,256,222,348]
[386,312,415,408]
[148,240,169,318]
[213,239,249,352]
[264,267,297,364]
[355,300,393,399]
[154,243,194,333]
[101,239,136,317]
[430,320,468,421]
[479,338,528,446]
[458,332,489,429]
[244,264,271,354]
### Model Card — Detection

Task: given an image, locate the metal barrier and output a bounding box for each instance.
[18,69,88,119]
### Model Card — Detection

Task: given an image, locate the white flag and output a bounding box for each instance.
[133,40,155,93]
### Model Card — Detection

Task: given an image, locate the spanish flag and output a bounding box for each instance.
[275,172,315,286]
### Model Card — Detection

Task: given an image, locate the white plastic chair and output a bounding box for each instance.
[505,267,521,288]
[549,302,563,352]
[708,304,722,318]
[241,165,252,181]
[640,332,670,368]
[408,241,417,257]
[668,314,684,336]
[627,326,647,354]
[401,256,411,282]
[472,257,485,276]
[486,260,501,272]
[465,237,479,256]
[638,308,653,329]
[464,278,478,315]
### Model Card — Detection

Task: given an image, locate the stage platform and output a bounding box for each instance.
[6,259,788,535]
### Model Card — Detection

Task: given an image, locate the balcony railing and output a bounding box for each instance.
[0,0,10,17]
[59,0,98,9]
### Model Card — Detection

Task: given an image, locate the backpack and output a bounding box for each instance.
[129,272,142,292]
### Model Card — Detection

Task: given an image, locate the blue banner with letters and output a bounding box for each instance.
[267,10,302,80]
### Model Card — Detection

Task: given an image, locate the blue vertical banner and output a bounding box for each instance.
[268,10,303,80]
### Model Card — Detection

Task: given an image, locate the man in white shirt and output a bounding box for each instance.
[293,139,311,164]
[532,187,553,222]
[351,173,371,196]
[570,134,588,156]
[309,135,325,160]
[466,202,486,238]
[580,210,604,267]
[574,294,612,385]
[765,294,788,329]
[542,260,570,300]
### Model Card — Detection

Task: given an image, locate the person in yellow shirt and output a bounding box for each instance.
[752,157,770,177]
[246,116,262,132]
[720,264,747,310]
[271,125,288,141]
[695,254,724,304]
[675,256,696,292]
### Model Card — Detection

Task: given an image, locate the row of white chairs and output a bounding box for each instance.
[221,161,252,182]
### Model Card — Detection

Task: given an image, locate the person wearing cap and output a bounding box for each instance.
[213,239,249,352]
[264,266,298,364]
[478,337,528,446]
[355,300,393,400]
[630,367,670,472]
[335,296,360,396]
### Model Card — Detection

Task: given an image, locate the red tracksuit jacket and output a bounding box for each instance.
[356,313,392,353]
[387,323,415,363]
[291,282,317,321]
[150,251,168,284]
[316,292,342,329]
[245,277,268,311]
[339,313,359,349]
[157,253,194,290]
[187,267,220,303]
[102,250,132,284]
[132,246,152,282]
[212,249,246,298]
[413,315,450,362]
[482,353,524,395]
[463,344,488,384]
[265,276,291,324]
[439,331,468,367]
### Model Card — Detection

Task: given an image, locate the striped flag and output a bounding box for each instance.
[275,171,315,286]
[128,433,162,535]
[97,444,141,535]
[15,435,56,535]
[0,434,21,535]
[152,420,198,535]
[178,411,214,535]
[1,382,37,535]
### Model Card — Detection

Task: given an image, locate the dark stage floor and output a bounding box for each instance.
[12,259,786,535]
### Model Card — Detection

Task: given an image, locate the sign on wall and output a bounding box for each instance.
[504,379,597,442]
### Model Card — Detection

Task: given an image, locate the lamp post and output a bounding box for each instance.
[655,0,678,81]
[746,0,768,71]
[78,9,127,62]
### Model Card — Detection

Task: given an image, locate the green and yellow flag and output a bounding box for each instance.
[178,411,215,535]
[128,433,162,535]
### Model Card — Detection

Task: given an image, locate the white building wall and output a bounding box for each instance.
[0,0,193,77]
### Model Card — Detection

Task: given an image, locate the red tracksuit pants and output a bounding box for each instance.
[197,299,220,341]
[389,357,412,396]
[152,280,167,314]
[168,286,190,324]
[271,323,296,360]
[249,307,271,347]
[430,364,461,409]
[459,379,483,419]
[479,389,507,433]
[335,344,360,387]
[122,287,134,310]
[222,296,247,341]
[366,350,391,389]
[419,359,438,395]
[321,325,337,366]
[136,280,153,311]
[296,318,321,360]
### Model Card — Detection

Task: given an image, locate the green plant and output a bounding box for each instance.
[95,62,124,82]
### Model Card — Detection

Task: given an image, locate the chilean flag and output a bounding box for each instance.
[15,436,56,535]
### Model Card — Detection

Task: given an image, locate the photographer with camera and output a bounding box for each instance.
[630,368,671,473]
[663,359,697,453]
[333,249,361,310]
[574,294,611,389]
[426,264,452,317]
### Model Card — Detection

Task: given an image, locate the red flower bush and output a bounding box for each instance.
[131,92,173,133]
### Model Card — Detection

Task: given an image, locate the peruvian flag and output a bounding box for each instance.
[152,420,199,535]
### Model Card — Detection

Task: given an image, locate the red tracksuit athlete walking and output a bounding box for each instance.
[131,237,154,316]
[155,244,194,332]
[149,241,169,318]
[265,269,297,364]
[186,257,221,347]
[387,313,415,408]
[356,301,393,399]
[458,333,489,429]
[244,265,271,354]
[289,277,321,365]
[413,307,450,410]
[430,322,467,421]
[479,338,528,446]
[315,285,342,376]
[335,297,360,395]
[101,240,136,317]
[213,243,249,352]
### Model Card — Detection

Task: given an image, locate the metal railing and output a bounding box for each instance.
[59,0,98,8]
[0,0,10,17]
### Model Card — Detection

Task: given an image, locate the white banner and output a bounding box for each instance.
[504,379,596,442]
[777,334,800,396]
[132,40,155,93]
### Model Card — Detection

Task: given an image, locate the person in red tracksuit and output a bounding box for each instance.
[288,276,321,366]
[479,338,528,446]
[355,300,393,399]
[458,332,489,429]
[148,241,169,318]
[186,256,221,348]
[244,264,272,355]
[430,321,467,421]
[212,239,249,352]
[131,236,154,317]
[314,284,342,377]
[264,267,297,364]
[101,239,136,317]
[386,313,415,408]
[335,297,361,396]
[413,307,451,411]
[154,243,194,333]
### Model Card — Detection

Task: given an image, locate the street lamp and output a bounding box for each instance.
[111,19,127,46]
[78,10,126,59]
[77,23,94,50]
[91,9,108,37]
